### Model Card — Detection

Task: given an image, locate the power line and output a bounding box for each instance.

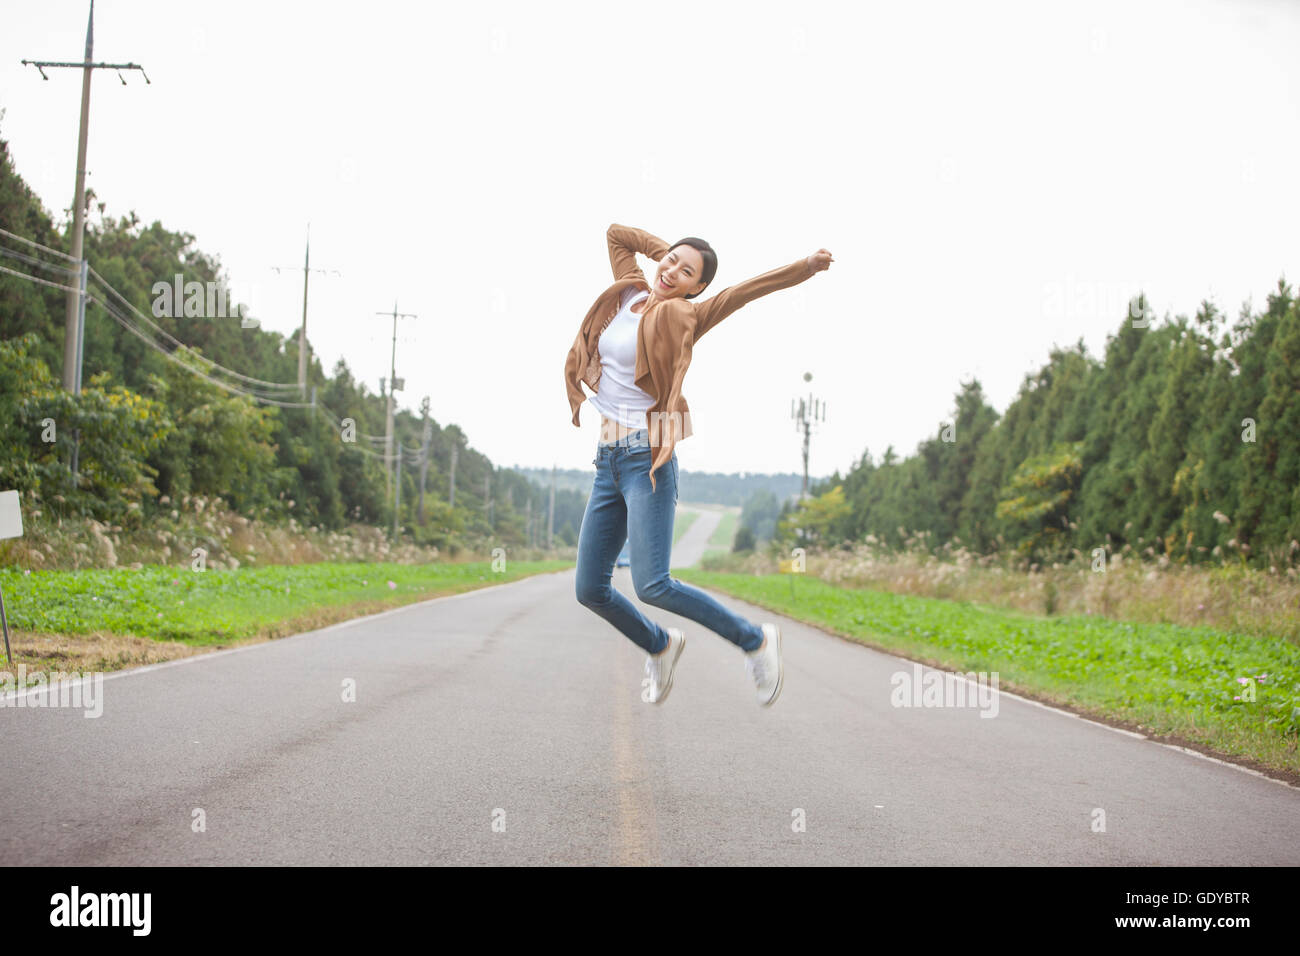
[312,402,390,444]
[86,266,301,391]
[1,229,305,403]
[0,226,78,262]
[1,225,301,393]
[0,262,79,295]
[0,244,80,278]
[3,226,411,444]
[2,232,413,465]
[88,292,313,406]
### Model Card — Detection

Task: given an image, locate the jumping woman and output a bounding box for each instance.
[564,223,833,707]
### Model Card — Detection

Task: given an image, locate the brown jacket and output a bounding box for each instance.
[564,223,815,492]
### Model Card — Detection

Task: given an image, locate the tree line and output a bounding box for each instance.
[0,125,586,553]
[787,285,1299,569]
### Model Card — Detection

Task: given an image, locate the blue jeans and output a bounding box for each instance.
[574,427,765,654]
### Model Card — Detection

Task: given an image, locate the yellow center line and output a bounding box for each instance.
[611,655,659,866]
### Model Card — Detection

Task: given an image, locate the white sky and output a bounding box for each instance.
[2,0,1297,479]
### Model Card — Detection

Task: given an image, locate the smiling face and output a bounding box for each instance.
[652,244,707,299]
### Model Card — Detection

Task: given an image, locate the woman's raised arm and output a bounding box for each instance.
[691,248,833,343]
[607,223,672,283]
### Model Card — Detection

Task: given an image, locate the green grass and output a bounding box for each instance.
[674,568,1300,775]
[0,560,572,646]
[671,509,697,545]
[707,511,737,548]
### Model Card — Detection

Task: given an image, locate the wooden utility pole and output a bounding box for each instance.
[272,225,340,395]
[23,0,149,394]
[393,443,403,537]
[376,302,416,503]
[448,443,459,508]
[547,465,555,549]
[418,397,432,524]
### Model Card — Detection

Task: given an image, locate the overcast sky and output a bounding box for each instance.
[3,0,1297,480]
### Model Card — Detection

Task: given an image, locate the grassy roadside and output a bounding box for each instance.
[707,511,737,547]
[672,509,697,545]
[0,560,572,677]
[674,568,1300,780]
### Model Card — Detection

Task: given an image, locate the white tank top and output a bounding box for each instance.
[588,286,656,429]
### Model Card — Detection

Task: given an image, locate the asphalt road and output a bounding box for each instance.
[1,568,1297,865]
[669,503,727,568]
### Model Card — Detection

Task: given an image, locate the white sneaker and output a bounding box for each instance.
[744,623,783,706]
[644,627,686,705]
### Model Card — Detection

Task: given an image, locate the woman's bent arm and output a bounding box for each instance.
[608,223,671,283]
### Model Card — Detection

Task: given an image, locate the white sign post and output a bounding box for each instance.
[0,490,22,663]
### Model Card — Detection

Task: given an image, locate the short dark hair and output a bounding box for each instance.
[668,237,717,299]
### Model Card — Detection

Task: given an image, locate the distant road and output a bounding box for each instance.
[1,570,1296,865]
[670,502,731,568]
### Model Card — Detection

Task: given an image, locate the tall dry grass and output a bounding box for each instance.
[0,493,561,571]
[702,536,1300,644]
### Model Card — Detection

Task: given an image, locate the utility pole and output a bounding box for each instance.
[418,396,432,524]
[547,465,555,550]
[272,224,340,395]
[448,442,459,508]
[484,473,492,528]
[376,302,416,504]
[791,372,828,500]
[393,443,403,538]
[23,0,149,394]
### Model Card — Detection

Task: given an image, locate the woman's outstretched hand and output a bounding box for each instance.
[805,249,834,275]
